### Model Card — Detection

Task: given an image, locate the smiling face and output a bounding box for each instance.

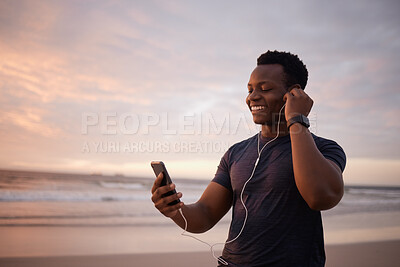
[246,64,288,125]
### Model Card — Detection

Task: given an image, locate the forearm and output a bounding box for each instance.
[171,202,214,233]
[290,124,344,210]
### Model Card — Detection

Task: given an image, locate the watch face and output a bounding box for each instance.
[288,115,310,130]
[301,115,310,128]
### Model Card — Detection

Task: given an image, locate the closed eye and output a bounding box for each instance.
[261,87,272,91]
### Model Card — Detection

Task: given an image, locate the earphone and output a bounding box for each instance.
[178,103,286,265]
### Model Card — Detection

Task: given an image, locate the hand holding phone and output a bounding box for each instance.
[151,161,181,206]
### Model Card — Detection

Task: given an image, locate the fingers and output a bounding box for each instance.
[152,188,184,217]
[156,200,184,217]
[151,183,177,203]
[151,177,184,217]
[151,172,164,194]
[290,87,307,97]
[283,91,292,102]
[285,87,311,101]
[153,190,183,209]
[283,87,313,120]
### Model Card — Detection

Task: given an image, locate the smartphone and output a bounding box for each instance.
[150,161,180,206]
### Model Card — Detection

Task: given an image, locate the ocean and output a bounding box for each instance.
[0,169,399,227]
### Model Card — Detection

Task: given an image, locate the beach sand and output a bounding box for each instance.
[0,241,399,267]
[0,211,399,266]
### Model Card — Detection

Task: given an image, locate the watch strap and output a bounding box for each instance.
[287,115,310,130]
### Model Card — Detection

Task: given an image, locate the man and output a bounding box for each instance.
[151,50,346,266]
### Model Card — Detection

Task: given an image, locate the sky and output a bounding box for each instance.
[0,0,399,186]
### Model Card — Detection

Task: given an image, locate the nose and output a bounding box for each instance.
[247,89,261,102]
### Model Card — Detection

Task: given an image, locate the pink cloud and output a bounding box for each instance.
[0,107,62,138]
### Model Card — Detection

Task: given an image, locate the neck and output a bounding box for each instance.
[260,103,288,138]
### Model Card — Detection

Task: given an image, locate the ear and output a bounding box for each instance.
[287,84,302,91]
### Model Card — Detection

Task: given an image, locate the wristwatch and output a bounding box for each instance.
[287,114,310,130]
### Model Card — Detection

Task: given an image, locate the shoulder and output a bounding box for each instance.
[230,134,258,150]
[218,133,258,166]
[311,133,343,149]
[311,133,346,172]
[225,134,257,156]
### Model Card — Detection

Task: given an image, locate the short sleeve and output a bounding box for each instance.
[314,135,346,172]
[212,149,233,192]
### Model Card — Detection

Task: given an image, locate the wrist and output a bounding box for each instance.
[288,122,309,135]
[170,203,185,220]
[287,114,310,130]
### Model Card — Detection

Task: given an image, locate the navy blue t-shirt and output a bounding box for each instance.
[212,133,346,267]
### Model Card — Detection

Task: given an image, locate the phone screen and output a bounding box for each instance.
[151,161,180,206]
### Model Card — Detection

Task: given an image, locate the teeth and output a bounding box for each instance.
[251,106,266,111]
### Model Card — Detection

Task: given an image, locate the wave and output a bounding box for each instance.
[0,190,151,202]
[99,181,147,190]
[346,187,400,198]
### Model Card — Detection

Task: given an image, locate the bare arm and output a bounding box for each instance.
[151,173,232,233]
[284,88,344,210]
[290,123,344,210]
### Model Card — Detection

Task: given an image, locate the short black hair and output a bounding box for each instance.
[257,50,308,90]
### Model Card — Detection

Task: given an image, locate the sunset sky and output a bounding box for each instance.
[0,0,399,185]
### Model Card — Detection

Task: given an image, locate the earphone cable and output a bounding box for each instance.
[178,104,286,266]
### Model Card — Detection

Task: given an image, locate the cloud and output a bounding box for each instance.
[0,0,399,182]
[0,107,61,138]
